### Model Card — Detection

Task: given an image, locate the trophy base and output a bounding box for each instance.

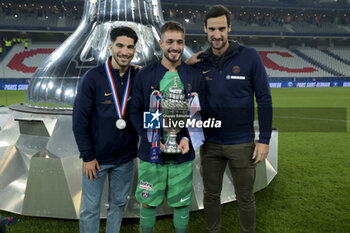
[163,147,182,154]
[163,133,182,154]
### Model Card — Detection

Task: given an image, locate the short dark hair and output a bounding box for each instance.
[160,20,185,35]
[110,26,138,45]
[204,5,231,27]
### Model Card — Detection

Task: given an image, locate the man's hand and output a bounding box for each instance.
[83,159,101,181]
[185,51,204,65]
[178,137,190,154]
[160,142,165,151]
[252,143,269,164]
[130,64,143,70]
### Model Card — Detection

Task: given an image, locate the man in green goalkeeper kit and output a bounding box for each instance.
[130,21,206,233]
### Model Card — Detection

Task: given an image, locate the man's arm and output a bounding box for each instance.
[129,72,147,139]
[251,49,273,163]
[72,72,95,162]
[72,72,101,180]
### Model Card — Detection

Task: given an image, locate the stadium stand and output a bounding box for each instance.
[291,49,343,77]
[1,42,349,79]
[295,47,349,76]
[326,48,350,65]
[0,42,58,78]
[162,5,350,36]
[1,0,350,36]
[0,0,349,83]
[253,46,334,78]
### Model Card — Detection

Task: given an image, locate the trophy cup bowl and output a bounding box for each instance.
[161,78,190,154]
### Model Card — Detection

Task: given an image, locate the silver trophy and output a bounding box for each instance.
[161,77,191,154]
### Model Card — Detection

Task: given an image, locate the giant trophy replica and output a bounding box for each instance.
[0,0,278,219]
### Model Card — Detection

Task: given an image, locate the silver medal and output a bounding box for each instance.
[116,119,126,130]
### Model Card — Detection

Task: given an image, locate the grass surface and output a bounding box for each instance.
[1,87,350,232]
[0,90,27,106]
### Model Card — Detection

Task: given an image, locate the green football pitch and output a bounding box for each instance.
[0,87,349,233]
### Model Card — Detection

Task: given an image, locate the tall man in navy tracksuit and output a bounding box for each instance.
[73,27,139,233]
[130,21,205,233]
[187,5,273,233]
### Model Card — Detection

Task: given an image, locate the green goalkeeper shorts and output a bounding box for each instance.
[136,159,193,207]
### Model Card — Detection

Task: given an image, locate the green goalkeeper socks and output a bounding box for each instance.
[140,205,156,233]
[173,205,190,233]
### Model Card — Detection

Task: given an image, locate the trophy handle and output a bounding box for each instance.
[189,92,199,100]
[189,92,199,107]
[188,92,200,117]
[150,90,161,112]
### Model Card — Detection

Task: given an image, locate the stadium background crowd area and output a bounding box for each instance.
[0,1,349,233]
[0,0,349,86]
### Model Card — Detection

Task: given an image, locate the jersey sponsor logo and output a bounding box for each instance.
[233,65,240,74]
[205,76,213,81]
[227,75,245,80]
[180,196,190,202]
[202,70,211,74]
[139,181,153,190]
[141,190,150,199]
[104,92,112,96]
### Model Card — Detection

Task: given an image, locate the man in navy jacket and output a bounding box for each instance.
[187,5,273,233]
[130,21,205,233]
[73,27,139,233]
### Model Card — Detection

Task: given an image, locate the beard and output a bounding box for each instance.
[112,54,131,68]
[210,37,228,51]
[164,49,183,63]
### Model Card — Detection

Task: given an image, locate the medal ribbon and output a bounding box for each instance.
[104,60,131,119]
[188,93,204,150]
[150,92,162,164]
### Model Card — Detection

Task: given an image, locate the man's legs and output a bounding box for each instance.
[173,205,190,233]
[225,142,256,233]
[140,204,156,233]
[106,160,134,233]
[167,160,194,233]
[200,142,227,233]
[80,165,109,233]
[136,160,167,233]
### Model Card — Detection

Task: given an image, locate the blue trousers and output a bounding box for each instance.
[79,160,134,233]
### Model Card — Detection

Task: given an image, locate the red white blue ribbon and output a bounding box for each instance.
[188,93,204,150]
[149,92,162,164]
[104,60,131,119]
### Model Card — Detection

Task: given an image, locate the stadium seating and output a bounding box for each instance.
[2,43,349,79]
[297,47,349,76]
[253,46,334,77]
[0,43,58,78]
[290,22,347,34]
[326,48,350,65]
[1,1,350,36]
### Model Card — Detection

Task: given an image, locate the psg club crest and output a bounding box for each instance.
[141,190,150,199]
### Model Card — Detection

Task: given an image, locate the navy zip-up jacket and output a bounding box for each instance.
[72,59,138,164]
[130,60,206,164]
[194,42,272,144]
